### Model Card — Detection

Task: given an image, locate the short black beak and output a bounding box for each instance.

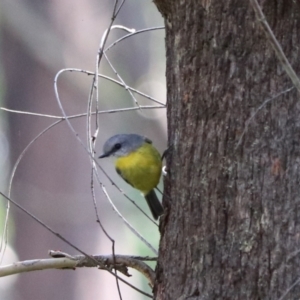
[99,153,109,158]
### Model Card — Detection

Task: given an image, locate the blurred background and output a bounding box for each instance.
[0,0,166,299]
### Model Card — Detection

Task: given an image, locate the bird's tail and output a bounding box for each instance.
[144,190,164,220]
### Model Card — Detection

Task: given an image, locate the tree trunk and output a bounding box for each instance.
[154,1,300,299]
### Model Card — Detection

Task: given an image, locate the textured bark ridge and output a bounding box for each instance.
[154,1,300,299]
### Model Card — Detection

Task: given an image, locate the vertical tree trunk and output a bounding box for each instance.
[154,1,300,299]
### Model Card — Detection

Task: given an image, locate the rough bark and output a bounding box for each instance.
[154,0,300,299]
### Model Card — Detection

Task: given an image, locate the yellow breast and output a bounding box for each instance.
[115,142,162,195]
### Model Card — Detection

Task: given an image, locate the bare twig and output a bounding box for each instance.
[55,68,165,105]
[0,251,156,288]
[278,276,300,300]
[250,0,300,94]
[104,51,141,107]
[0,120,62,264]
[0,104,165,119]
[99,181,159,255]
[105,26,164,53]
[0,192,152,298]
[236,86,294,147]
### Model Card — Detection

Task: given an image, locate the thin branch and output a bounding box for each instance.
[249,0,300,94]
[278,276,300,300]
[99,180,159,255]
[0,257,78,277]
[236,86,294,148]
[0,120,62,263]
[75,254,155,287]
[104,51,141,108]
[105,26,165,53]
[0,251,156,288]
[56,68,166,105]
[0,104,165,119]
[0,192,152,298]
[87,24,144,300]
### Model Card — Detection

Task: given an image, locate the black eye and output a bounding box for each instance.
[114,143,121,150]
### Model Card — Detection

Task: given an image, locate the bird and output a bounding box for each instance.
[99,134,164,220]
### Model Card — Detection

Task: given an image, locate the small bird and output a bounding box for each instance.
[99,134,164,220]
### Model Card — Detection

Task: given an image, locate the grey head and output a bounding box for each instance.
[99,134,152,158]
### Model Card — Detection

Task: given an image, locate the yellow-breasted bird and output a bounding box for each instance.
[99,134,164,220]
